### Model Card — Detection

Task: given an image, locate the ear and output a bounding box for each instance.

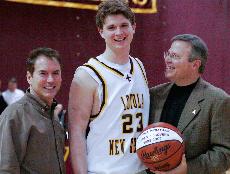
[26,71,32,85]
[98,27,104,39]
[193,59,201,71]
[132,23,136,34]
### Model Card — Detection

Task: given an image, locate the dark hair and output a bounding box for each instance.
[27,47,61,74]
[8,77,17,83]
[172,34,208,73]
[96,0,135,29]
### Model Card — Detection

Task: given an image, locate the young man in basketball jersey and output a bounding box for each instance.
[68,0,149,173]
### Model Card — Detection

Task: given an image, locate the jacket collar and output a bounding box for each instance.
[25,89,58,117]
[154,78,205,132]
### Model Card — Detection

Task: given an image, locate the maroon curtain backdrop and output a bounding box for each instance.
[0,1,229,173]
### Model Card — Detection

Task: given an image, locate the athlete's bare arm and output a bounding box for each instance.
[68,68,99,174]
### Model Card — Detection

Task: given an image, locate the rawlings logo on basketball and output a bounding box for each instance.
[136,122,185,171]
[140,144,171,161]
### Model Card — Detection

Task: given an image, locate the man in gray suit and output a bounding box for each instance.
[149,34,230,174]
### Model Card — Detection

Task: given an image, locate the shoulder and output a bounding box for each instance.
[74,57,100,77]
[73,57,96,73]
[2,90,9,96]
[150,82,172,94]
[0,96,29,121]
[71,67,99,97]
[16,89,25,94]
[130,56,144,66]
[73,57,104,88]
[130,56,141,62]
[198,79,229,100]
[73,67,98,85]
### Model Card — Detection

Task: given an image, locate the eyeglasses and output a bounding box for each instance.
[164,51,182,61]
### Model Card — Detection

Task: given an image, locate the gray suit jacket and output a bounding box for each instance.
[149,78,230,174]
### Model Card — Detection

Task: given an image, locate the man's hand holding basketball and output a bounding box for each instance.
[152,155,187,174]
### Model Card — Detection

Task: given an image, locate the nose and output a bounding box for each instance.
[47,74,54,82]
[163,52,172,62]
[164,52,173,63]
[115,27,123,35]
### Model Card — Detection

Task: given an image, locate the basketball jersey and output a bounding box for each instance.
[77,55,149,174]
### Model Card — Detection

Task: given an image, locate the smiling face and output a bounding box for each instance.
[27,55,62,106]
[164,40,200,86]
[99,14,136,52]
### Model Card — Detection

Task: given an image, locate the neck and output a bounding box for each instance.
[9,89,16,92]
[30,87,52,106]
[174,76,200,86]
[103,46,130,65]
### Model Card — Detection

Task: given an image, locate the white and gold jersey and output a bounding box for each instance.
[77,55,149,174]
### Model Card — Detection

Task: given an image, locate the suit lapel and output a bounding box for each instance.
[154,99,164,122]
[177,79,205,132]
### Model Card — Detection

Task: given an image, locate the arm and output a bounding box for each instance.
[187,95,230,174]
[68,68,98,174]
[0,110,27,173]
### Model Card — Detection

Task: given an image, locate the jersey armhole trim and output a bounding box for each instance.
[130,57,134,75]
[133,58,148,86]
[82,64,107,120]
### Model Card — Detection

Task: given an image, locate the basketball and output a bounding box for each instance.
[136,122,184,171]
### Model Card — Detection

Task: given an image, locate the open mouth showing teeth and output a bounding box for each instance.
[45,86,55,90]
[114,37,126,42]
[166,66,175,70]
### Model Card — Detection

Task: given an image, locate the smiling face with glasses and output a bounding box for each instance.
[164,40,201,86]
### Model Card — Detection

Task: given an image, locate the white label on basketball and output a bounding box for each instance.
[136,127,183,150]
